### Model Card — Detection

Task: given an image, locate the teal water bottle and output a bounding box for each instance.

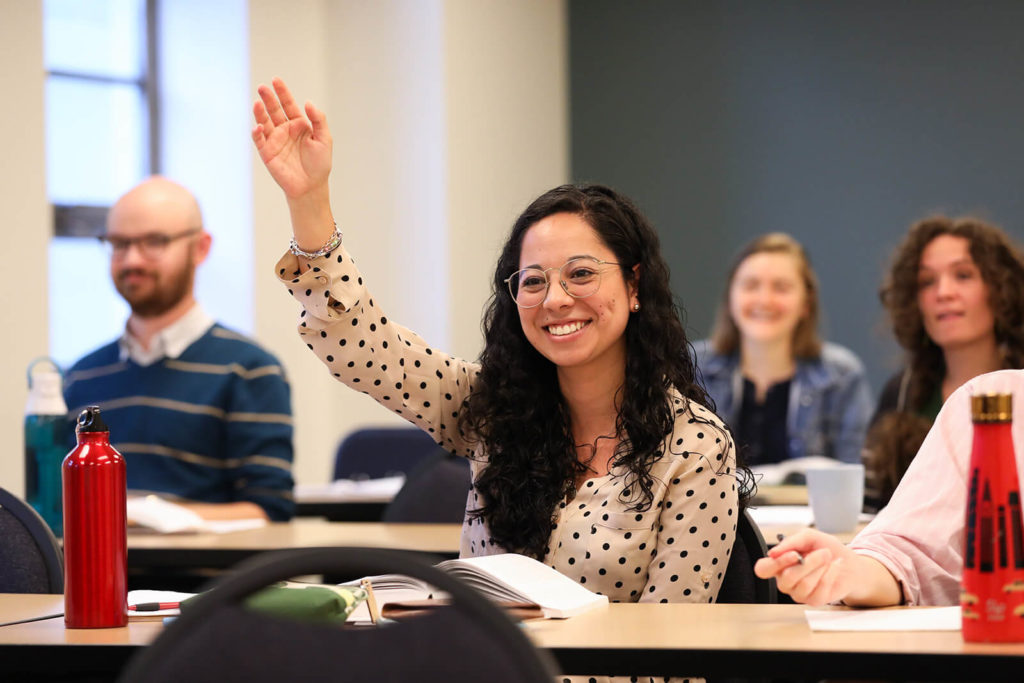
[25,357,69,536]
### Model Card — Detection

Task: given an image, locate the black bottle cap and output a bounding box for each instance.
[76,406,109,433]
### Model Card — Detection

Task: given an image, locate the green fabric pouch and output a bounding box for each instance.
[244,581,368,623]
[182,581,367,624]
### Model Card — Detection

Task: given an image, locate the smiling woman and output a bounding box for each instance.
[694,233,874,469]
[253,78,750,669]
[864,216,1024,511]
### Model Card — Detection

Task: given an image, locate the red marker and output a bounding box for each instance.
[128,602,180,612]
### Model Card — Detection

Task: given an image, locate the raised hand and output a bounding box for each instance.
[252,78,332,200]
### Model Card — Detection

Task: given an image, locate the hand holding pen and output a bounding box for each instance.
[753,528,856,606]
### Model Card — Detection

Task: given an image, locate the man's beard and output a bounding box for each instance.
[114,257,194,318]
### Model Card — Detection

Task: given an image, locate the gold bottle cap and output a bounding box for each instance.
[971,393,1013,423]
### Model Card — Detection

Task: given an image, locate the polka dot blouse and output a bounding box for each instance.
[275,243,739,612]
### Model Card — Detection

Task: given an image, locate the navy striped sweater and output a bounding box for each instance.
[63,324,295,521]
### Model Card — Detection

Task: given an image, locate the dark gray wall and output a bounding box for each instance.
[570,0,1024,393]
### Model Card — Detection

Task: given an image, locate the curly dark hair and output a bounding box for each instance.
[880,215,1024,409]
[458,183,741,559]
[866,216,1024,509]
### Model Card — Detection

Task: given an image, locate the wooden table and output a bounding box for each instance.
[127,520,462,571]
[3,594,1024,681]
[750,484,809,506]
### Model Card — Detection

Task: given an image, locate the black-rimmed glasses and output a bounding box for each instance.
[505,256,622,308]
[98,228,202,260]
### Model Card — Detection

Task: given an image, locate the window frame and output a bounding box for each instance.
[47,0,159,238]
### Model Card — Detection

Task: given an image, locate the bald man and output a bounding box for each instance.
[63,177,295,522]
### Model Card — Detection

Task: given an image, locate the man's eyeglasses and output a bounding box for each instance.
[98,228,202,260]
[505,256,622,308]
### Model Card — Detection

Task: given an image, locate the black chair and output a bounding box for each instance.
[332,427,440,480]
[716,507,777,604]
[118,547,558,683]
[0,486,64,593]
[382,451,471,523]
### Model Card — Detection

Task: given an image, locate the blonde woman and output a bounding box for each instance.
[695,233,872,466]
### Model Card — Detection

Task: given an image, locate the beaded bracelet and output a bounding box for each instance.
[289,224,343,259]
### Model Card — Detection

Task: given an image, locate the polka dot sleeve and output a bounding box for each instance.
[639,401,737,606]
[273,245,480,457]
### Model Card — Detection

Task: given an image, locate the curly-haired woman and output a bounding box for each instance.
[864,216,1024,511]
[252,77,744,622]
[694,234,873,469]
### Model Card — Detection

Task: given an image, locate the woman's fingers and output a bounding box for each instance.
[803,557,845,607]
[306,101,330,143]
[273,77,304,121]
[754,552,801,579]
[777,547,835,606]
[259,79,289,127]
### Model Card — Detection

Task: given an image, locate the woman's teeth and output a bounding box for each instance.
[548,321,586,336]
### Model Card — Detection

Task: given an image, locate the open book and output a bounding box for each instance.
[345,553,608,621]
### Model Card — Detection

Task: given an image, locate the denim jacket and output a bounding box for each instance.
[692,340,874,464]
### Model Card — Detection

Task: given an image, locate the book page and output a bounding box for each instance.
[340,575,436,624]
[440,554,608,618]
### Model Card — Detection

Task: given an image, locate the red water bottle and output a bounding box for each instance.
[62,406,127,628]
[961,393,1024,642]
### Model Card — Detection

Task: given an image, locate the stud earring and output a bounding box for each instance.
[633,303,640,312]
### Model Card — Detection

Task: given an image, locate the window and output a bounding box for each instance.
[44,0,155,367]
[44,0,252,369]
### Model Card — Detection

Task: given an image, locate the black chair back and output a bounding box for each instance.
[333,427,440,480]
[716,507,777,604]
[118,547,558,683]
[382,451,471,523]
[0,486,64,593]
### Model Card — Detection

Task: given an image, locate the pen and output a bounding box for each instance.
[128,602,181,612]
[776,534,805,565]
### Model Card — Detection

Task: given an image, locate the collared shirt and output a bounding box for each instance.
[850,369,1024,605]
[118,303,215,366]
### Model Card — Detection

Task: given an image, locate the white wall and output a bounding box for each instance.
[250,0,568,485]
[1,2,48,497]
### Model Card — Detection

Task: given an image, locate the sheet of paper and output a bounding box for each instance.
[805,605,961,631]
[747,505,816,527]
[294,475,406,502]
[202,518,269,534]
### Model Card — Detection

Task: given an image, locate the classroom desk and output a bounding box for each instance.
[127,519,463,571]
[292,479,400,521]
[3,594,1024,681]
[124,514,855,574]
[750,484,809,506]
[293,499,387,521]
[293,483,811,521]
